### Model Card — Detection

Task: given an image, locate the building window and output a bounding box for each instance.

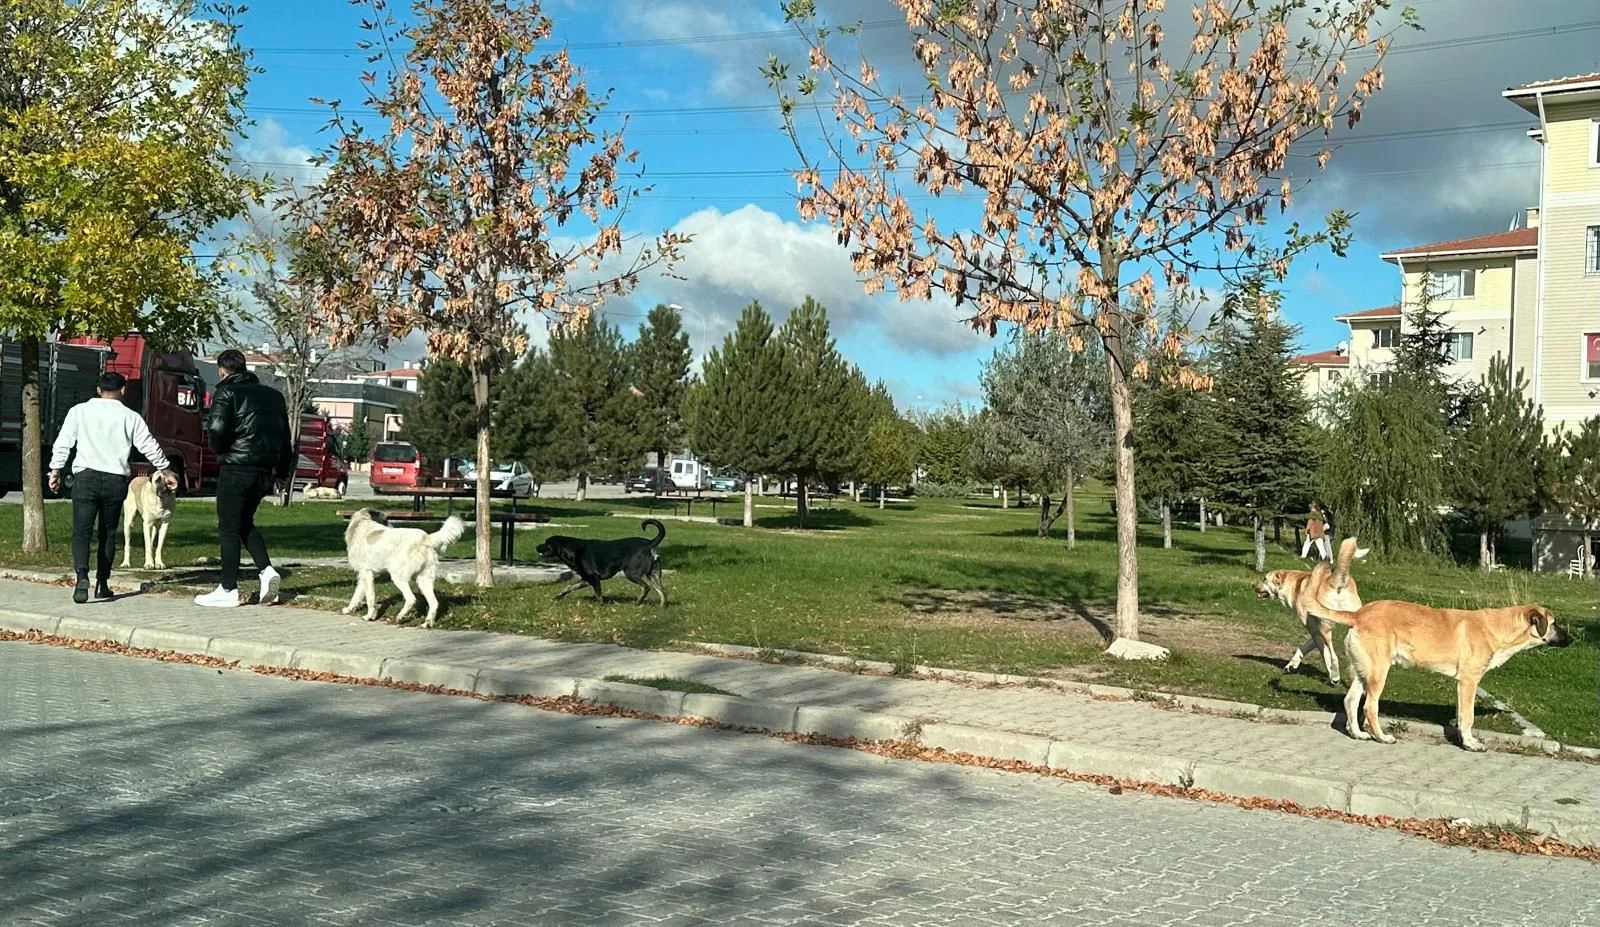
[1445,331,1475,362]
[1592,119,1600,167]
[1372,370,1396,390]
[1427,269,1475,300]
[1372,326,1398,349]
[1587,226,1600,274]
[1587,333,1600,381]
[1328,370,1342,382]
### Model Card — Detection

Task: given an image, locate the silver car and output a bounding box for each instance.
[460,459,536,498]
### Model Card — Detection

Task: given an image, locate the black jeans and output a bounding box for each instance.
[71,470,129,581]
[216,465,274,591]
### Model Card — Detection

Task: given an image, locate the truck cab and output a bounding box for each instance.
[64,334,207,494]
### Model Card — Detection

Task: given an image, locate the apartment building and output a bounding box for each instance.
[1296,73,1600,440]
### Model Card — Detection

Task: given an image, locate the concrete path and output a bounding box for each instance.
[1,577,1594,849]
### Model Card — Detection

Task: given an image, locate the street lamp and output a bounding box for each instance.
[666,303,707,357]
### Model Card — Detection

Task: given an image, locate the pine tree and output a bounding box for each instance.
[628,304,693,471]
[402,360,479,463]
[1552,416,1600,577]
[861,415,919,508]
[1449,355,1550,569]
[915,407,974,490]
[1209,284,1316,571]
[688,301,799,527]
[547,315,638,500]
[778,297,855,526]
[494,350,563,481]
[342,423,373,464]
[1134,315,1209,549]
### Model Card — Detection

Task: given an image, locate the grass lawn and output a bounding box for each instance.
[1,489,1594,747]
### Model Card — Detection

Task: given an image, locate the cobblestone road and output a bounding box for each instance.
[2,641,1594,927]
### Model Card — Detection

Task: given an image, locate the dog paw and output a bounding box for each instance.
[340,606,355,615]
[363,613,379,622]
[1349,727,1371,741]
[1375,732,1397,745]
[1461,737,1486,753]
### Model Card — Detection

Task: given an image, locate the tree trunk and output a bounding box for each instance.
[576,472,588,502]
[281,403,303,508]
[743,480,754,528]
[1273,517,1282,544]
[1037,492,1051,537]
[796,477,809,528]
[1198,497,1207,534]
[878,486,885,509]
[472,359,494,588]
[1253,514,1267,573]
[1106,343,1140,641]
[1161,498,1172,549]
[1479,528,1493,571]
[21,338,47,553]
[1001,486,1008,509]
[1066,478,1077,550]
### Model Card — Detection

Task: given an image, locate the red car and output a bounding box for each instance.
[370,441,440,493]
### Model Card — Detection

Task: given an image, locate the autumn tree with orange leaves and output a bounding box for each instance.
[304,0,686,586]
[766,0,1415,658]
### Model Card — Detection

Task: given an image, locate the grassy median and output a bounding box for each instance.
[1,489,1593,746]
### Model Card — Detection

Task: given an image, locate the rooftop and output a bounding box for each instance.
[1380,227,1538,262]
[1333,304,1402,322]
[1291,349,1350,367]
[1504,73,1600,111]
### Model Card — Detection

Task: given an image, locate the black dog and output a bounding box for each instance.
[536,519,666,605]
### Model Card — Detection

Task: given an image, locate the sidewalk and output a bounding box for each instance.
[1,576,1595,847]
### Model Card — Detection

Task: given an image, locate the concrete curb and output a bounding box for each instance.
[673,640,1580,757]
[1,606,1594,848]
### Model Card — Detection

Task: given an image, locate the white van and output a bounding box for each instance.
[668,456,706,490]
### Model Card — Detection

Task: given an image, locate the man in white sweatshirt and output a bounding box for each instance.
[48,371,179,604]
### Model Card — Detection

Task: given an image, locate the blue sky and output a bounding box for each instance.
[230,0,1600,411]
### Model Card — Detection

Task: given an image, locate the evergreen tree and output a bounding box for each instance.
[402,360,478,463]
[860,415,919,508]
[1134,315,1210,549]
[1551,415,1600,577]
[342,423,373,464]
[494,350,563,481]
[915,407,973,490]
[1449,355,1551,569]
[547,315,639,500]
[1209,284,1316,571]
[628,304,693,470]
[778,297,855,526]
[688,301,799,527]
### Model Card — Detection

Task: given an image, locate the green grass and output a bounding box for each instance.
[603,675,737,696]
[1,490,1593,746]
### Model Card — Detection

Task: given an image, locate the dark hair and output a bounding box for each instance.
[217,349,247,375]
[97,371,127,393]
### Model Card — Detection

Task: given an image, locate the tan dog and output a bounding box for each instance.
[1311,600,1570,751]
[122,474,177,570]
[1256,537,1368,684]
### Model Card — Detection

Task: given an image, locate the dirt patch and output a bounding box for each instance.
[897,587,1288,660]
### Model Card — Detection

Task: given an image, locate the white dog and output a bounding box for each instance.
[304,485,343,500]
[342,509,464,628]
[122,474,177,570]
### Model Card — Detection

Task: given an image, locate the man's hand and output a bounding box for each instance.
[47,470,60,493]
[158,469,179,490]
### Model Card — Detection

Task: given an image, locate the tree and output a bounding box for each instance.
[778,297,855,526]
[1551,416,1600,578]
[547,315,638,499]
[767,0,1412,657]
[1209,286,1315,572]
[687,302,799,527]
[1134,314,1211,549]
[494,349,562,481]
[628,304,693,472]
[0,0,259,551]
[342,423,373,465]
[235,192,376,505]
[915,407,973,489]
[1449,356,1550,569]
[305,0,686,586]
[861,415,919,509]
[401,360,478,465]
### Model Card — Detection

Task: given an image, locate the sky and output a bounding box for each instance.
[229,0,1600,412]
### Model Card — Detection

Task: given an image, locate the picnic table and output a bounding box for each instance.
[646,492,734,519]
[342,484,547,562]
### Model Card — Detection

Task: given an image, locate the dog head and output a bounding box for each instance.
[1526,605,1572,648]
[154,477,177,504]
[1256,571,1290,601]
[535,535,578,565]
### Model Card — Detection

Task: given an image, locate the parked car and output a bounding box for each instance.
[369,441,440,493]
[460,459,536,498]
[624,467,676,494]
[707,471,745,492]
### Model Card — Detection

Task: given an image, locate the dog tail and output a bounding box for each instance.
[430,516,466,550]
[1306,603,1361,627]
[1331,536,1369,591]
[641,518,666,548]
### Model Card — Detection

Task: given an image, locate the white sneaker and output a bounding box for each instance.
[194,586,240,608]
[258,566,281,606]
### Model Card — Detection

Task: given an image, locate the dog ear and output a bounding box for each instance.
[1353,547,1370,560]
[1528,606,1552,638]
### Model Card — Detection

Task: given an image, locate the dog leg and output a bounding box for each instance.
[154,520,170,570]
[1455,674,1486,752]
[1361,663,1396,744]
[1343,632,1371,740]
[650,568,666,607]
[1284,633,1317,673]
[555,578,589,599]
[122,510,135,568]
[1317,619,1340,686]
[342,572,366,615]
[393,572,417,623]
[142,519,155,569]
[365,572,381,622]
[419,566,440,629]
[589,578,605,602]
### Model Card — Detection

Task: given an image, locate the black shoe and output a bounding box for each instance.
[72,577,89,604]
[94,581,114,600]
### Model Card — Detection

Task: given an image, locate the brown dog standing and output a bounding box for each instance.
[1256,537,1368,684]
[1310,600,1570,751]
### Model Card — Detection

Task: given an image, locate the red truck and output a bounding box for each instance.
[196,403,348,495]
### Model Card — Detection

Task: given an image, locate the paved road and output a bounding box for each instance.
[3,643,1594,927]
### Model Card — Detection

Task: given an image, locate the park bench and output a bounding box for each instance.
[337,508,550,563]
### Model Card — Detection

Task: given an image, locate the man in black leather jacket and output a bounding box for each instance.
[194,349,296,608]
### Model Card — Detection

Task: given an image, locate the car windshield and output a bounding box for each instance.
[372,444,416,463]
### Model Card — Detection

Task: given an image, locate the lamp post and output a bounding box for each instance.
[666,302,706,358]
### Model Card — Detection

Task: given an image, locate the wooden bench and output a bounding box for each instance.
[338,509,550,563]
